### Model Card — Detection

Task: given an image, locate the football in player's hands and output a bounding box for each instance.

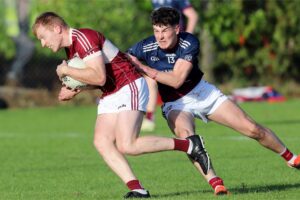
[61,57,87,90]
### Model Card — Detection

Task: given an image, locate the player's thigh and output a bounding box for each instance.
[208,99,255,133]
[94,113,117,143]
[144,76,158,110]
[167,110,195,138]
[144,76,158,94]
[115,110,144,145]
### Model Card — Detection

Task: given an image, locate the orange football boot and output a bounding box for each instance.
[214,185,230,196]
[288,155,300,169]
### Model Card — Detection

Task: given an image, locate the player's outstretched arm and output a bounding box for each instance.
[129,54,192,89]
[183,7,198,34]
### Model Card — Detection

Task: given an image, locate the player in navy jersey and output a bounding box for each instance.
[32,11,213,199]
[142,0,199,132]
[128,7,300,195]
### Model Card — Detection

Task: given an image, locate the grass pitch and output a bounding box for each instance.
[0,100,300,200]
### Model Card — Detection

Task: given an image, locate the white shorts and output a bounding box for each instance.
[97,78,149,114]
[162,79,228,123]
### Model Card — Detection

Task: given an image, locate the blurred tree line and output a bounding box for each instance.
[201,0,300,89]
[0,0,300,92]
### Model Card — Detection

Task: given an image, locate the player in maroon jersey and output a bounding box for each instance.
[32,11,213,199]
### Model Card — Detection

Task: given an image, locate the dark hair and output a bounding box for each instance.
[151,7,180,26]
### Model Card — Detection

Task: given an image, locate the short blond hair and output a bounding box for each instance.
[32,12,68,36]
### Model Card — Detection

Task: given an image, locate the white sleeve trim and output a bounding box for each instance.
[82,51,102,62]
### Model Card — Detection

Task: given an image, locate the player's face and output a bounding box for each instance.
[153,24,179,50]
[35,25,62,52]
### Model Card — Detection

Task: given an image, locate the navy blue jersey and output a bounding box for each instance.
[128,32,203,102]
[152,0,191,11]
[151,0,192,31]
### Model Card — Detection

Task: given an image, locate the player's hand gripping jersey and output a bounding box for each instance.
[128,32,203,102]
[66,28,141,97]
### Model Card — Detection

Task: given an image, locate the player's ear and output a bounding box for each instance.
[53,24,62,34]
[175,25,180,34]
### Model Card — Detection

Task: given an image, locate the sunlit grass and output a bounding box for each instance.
[0,99,300,199]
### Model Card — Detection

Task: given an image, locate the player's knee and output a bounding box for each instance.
[93,140,104,154]
[174,127,193,138]
[247,123,266,140]
[93,137,108,155]
[116,142,138,156]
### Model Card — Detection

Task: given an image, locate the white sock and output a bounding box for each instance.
[132,189,148,195]
[288,155,297,165]
[187,139,193,154]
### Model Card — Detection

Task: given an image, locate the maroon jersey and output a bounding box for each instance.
[65,28,141,97]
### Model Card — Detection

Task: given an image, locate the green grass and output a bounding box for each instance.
[1,100,300,200]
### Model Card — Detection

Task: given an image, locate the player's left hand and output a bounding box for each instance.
[127,54,147,73]
[127,54,140,64]
[127,54,158,79]
[58,85,80,101]
[56,60,68,80]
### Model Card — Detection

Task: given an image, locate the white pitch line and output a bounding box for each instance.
[202,135,300,141]
[0,132,85,138]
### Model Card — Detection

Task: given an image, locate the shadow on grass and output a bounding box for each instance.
[151,189,212,198]
[150,183,300,198]
[262,119,300,126]
[230,182,300,194]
